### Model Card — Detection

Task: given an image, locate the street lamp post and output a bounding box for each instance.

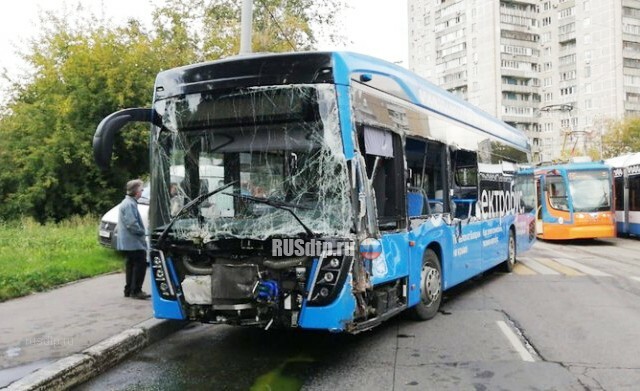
[240,0,253,54]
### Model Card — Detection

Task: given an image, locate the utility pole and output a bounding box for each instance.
[539,104,576,161]
[240,0,253,54]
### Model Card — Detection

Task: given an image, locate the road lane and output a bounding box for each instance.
[78,237,640,390]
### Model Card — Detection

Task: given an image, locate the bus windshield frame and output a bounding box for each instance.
[149,84,352,242]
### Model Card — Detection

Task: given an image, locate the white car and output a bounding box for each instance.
[98,186,150,248]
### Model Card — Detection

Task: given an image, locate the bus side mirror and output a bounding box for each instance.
[93,108,161,171]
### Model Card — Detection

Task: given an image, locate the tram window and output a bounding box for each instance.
[630,176,640,211]
[615,177,624,211]
[547,176,569,211]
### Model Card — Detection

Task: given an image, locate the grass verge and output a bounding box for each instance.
[0,216,123,301]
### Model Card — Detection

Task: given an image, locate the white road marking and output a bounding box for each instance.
[496,320,535,362]
[518,258,560,275]
[552,258,612,277]
[631,277,640,283]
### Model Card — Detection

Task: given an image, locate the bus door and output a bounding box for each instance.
[535,175,543,236]
[360,126,409,285]
[478,161,514,266]
[450,149,483,281]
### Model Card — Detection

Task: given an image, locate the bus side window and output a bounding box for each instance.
[405,137,446,217]
[360,126,406,230]
[452,149,478,219]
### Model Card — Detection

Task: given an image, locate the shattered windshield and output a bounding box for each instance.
[149,84,352,242]
[568,170,612,212]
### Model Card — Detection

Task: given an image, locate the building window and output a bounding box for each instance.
[560,70,576,81]
[559,54,576,65]
[559,7,575,19]
[623,24,640,36]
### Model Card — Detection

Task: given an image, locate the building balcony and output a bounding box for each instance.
[501,68,539,79]
[501,0,538,8]
[440,79,468,91]
[623,0,640,9]
[559,31,576,43]
[624,85,640,94]
[623,49,640,60]
[623,33,640,42]
[557,62,578,71]
[503,99,540,110]
[500,37,540,49]
[501,114,538,124]
[624,101,640,111]
[624,66,640,76]
[501,53,539,62]
[501,84,540,94]
[499,22,536,34]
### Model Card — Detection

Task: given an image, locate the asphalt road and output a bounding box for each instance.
[77,237,640,390]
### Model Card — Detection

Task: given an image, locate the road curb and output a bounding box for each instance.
[5,319,188,391]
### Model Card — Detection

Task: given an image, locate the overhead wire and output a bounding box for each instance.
[256,0,298,52]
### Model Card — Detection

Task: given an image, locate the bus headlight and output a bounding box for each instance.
[150,250,176,300]
[307,253,353,306]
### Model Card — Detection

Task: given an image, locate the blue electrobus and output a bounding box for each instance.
[93,52,536,333]
[606,153,640,237]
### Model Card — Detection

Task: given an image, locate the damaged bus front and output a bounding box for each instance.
[147,83,357,330]
[94,54,369,332]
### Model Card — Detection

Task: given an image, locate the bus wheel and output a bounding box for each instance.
[409,249,442,321]
[503,230,516,272]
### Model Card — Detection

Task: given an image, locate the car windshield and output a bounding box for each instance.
[139,186,151,205]
[568,170,612,212]
[149,84,352,241]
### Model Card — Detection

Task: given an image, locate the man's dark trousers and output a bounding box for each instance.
[123,250,147,296]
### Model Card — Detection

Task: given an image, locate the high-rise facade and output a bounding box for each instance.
[408,0,640,162]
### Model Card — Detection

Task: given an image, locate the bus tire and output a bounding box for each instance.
[409,248,442,321]
[502,230,516,272]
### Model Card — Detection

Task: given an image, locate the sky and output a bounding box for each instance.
[0,0,408,91]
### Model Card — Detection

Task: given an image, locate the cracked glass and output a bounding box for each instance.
[149,84,352,243]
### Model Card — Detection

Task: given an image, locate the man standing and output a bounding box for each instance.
[117,179,150,300]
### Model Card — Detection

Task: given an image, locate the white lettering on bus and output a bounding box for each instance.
[480,185,524,219]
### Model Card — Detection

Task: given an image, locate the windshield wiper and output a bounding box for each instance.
[221,192,315,237]
[155,181,238,248]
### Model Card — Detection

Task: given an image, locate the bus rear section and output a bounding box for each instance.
[535,162,615,240]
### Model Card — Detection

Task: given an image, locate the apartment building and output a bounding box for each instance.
[408,0,640,162]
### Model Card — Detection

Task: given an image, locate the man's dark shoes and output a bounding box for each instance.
[130,291,151,300]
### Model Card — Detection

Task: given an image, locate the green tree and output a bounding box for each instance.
[0,1,346,222]
[154,0,347,59]
[0,12,188,222]
[602,117,640,158]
